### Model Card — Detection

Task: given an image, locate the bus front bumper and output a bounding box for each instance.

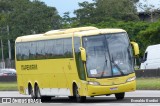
[86,80,136,96]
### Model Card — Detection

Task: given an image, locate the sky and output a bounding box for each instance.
[40,0,93,17]
[40,0,160,17]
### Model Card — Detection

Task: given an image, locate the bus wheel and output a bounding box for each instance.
[73,85,86,103]
[35,85,41,99]
[69,96,76,100]
[35,85,51,102]
[31,89,35,99]
[28,85,35,99]
[115,92,125,100]
[41,96,52,102]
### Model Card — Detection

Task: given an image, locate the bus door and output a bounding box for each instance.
[73,37,87,95]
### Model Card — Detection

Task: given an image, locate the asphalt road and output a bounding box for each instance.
[0,90,160,106]
[0,90,160,97]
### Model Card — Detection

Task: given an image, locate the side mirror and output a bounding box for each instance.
[130,42,139,56]
[79,47,86,62]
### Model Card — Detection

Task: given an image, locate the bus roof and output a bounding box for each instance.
[15,27,126,42]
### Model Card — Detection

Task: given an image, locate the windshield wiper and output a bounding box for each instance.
[110,57,124,75]
[99,59,108,78]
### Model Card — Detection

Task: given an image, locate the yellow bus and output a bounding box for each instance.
[15,26,139,102]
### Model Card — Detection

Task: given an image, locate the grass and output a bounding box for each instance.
[136,78,160,90]
[0,82,18,91]
[0,78,160,91]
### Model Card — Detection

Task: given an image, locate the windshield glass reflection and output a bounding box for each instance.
[83,33,134,78]
[83,35,112,78]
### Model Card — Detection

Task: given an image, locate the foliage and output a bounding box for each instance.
[0,0,61,38]
[96,0,139,21]
[136,21,160,55]
[74,0,140,25]
[0,0,61,59]
[74,1,97,25]
[81,19,149,42]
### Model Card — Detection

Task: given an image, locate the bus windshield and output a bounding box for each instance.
[83,33,134,78]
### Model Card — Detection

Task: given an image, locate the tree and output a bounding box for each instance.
[74,1,97,25]
[136,21,160,55]
[95,0,139,21]
[0,0,62,59]
[61,12,72,28]
[74,0,139,25]
[8,0,61,38]
[0,0,61,39]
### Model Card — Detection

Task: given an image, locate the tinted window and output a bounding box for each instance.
[21,42,29,60]
[16,43,22,61]
[16,37,74,61]
[143,52,148,61]
[45,40,55,59]
[74,37,81,53]
[36,41,45,59]
[54,39,64,58]
[64,38,73,58]
[29,42,36,60]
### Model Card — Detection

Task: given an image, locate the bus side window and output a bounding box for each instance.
[74,37,81,53]
[55,39,64,58]
[22,42,29,60]
[63,38,73,58]
[45,40,55,59]
[36,41,45,59]
[44,40,49,59]
[29,42,36,60]
[52,39,56,58]
[16,43,21,61]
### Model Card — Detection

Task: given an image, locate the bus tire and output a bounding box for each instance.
[73,85,86,103]
[28,84,35,99]
[35,85,51,102]
[115,92,125,100]
[69,96,76,100]
[31,89,35,99]
[35,85,41,99]
[41,96,52,102]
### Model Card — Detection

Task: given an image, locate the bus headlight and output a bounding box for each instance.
[126,76,136,82]
[87,81,100,86]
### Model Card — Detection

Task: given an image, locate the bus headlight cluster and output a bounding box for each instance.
[87,81,100,86]
[126,76,136,82]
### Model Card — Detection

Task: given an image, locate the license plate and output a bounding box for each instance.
[110,87,118,91]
